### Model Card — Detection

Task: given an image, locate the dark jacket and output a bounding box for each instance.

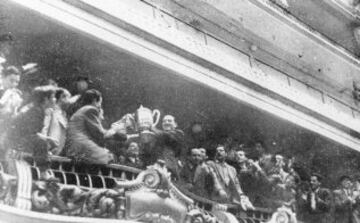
[7,106,48,165]
[142,129,185,176]
[65,105,112,164]
[334,188,354,223]
[298,187,333,223]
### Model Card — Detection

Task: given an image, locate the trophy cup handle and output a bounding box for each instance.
[152,109,161,127]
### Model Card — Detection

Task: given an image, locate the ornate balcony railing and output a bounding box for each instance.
[0,155,297,223]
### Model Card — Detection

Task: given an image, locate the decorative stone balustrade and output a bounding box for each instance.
[0,156,297,223]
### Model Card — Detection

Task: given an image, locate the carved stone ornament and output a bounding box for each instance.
[0,159,296,223]
[26,164,220,223]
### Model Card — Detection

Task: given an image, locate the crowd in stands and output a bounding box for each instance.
[2,33,360,223]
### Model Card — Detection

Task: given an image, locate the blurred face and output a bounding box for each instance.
[285,175,296,188]
[2,74,20,89]
[199,148,207,161]
[58,90,71,108]
[216,146,226,161]
[43,93,56,109]
[0,43,12,57]
[236,150,247,163]
[310,176,321,190]
[127,142,139,157]
[355,180,360,190]
[162,115,177,131]
[47,79,58,87]
[76,80,88,93]
[128,142,139,151]
[191,149,202,165]
[93,96,102,109]
[99,108,104,120]
[341,178,352,189]
[275,155,285,167]
[255,143,264,154]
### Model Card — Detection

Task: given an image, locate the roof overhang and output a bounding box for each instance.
[7,0,360,151]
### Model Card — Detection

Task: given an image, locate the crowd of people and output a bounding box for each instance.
[1,33,360,222]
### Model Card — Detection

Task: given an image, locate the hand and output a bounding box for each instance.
[177,160,183,168]
[249,160,262,171]
[105,149,114,162]
[346,196,356,205]
[46,137,59,148]
[108,153,114,162]
[218,189,227,200]
[351,198,356,204]
[36,133,48,142]
[37,133,59,148]
[240,195,255,211]
[301,193,308,200]
[0,89,15,104]
[111,122,125,132]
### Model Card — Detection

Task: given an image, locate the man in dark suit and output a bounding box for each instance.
[334,175,355,223]
[298,173,332,223]
[145,115,185,180]
[179,148,201,188]
[65,89,126,164]
[122,142,143,169]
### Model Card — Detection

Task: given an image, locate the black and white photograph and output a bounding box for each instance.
[0,0,360,222]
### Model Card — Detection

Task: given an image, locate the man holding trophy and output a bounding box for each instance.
[114,106,185,178]
[151,114,185,179]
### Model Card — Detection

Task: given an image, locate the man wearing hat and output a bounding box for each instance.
[334,175,356,223]
[298,173,332,223]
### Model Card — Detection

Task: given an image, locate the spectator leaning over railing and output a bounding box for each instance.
[64,89,127,165]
